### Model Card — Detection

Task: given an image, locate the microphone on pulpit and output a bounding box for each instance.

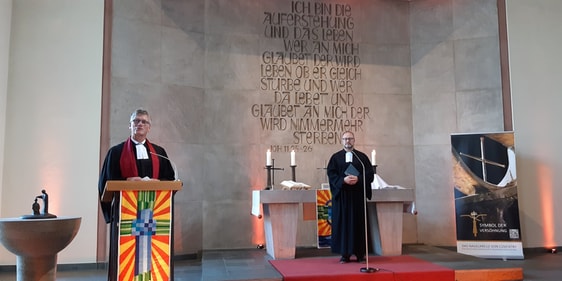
[351,150,379,273]
[150,152,179,181]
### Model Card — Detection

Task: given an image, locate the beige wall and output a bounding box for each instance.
[0,0,104,264]
[506,0,562,248]
[0,1,11,212]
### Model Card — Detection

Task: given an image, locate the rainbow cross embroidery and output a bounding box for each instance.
[119,190,172,281]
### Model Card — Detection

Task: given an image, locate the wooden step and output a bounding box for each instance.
[455,267,523,281]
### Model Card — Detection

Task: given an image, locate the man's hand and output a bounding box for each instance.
[344,175,358,185]
[126,176,159,181]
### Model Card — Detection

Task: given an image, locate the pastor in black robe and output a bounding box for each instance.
[98,138,175,281]
[98,140,175,222]
[327,149,374,260]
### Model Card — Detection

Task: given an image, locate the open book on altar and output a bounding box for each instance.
[371,174,406,189]
[280,180,311,190]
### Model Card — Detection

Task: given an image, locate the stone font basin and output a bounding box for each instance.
[0,216,81,281]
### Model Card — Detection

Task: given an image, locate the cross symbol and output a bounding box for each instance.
[459,136,506,183]
[120,191,171,277]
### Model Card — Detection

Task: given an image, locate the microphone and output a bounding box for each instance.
[150,151,179,181]
[351,150,378,273]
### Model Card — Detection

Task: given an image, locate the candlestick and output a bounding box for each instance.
[266,149,272,166]
[264,159,284,190]
[291,165,296,181]
[265,150,273,190]
[290,150,296,166]
[265,165,272,190]
[371,149,376,165]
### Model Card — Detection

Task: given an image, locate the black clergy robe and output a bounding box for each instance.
[327,149,374,258]
[98,139,175,281]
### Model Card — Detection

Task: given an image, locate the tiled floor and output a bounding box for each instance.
[0,245,560,280]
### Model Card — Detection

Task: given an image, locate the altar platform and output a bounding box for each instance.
[1,244,559,280]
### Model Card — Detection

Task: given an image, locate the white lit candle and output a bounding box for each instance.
[371,149,376,165]
[290,150,296,166]
[266,149,272,166]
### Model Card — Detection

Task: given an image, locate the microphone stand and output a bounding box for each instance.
[148,151,180,280]
[351,150,378,273]
[150,152,180,181]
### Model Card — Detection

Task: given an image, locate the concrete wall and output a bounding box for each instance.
[108,0,417,254]
[0,0,104,264]
[410,0,504,245]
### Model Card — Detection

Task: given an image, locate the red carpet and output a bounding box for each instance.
[269,255,454,281]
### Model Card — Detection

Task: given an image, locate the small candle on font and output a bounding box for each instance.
[371,149,376,165]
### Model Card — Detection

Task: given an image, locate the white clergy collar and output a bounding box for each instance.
[345,151,353,163]
[131,138,149,159]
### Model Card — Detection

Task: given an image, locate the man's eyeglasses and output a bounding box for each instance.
[131,119,150,125]
[342,137,355,141]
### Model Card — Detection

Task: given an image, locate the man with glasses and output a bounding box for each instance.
[98,108,175,280]
[327,131,374,264]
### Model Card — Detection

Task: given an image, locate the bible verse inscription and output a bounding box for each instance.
[252,1,371,152]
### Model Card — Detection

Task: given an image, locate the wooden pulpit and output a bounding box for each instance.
[102,180,182,281]
[101,181,182,202]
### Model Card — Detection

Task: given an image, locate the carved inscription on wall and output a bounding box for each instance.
[252,1,370,152]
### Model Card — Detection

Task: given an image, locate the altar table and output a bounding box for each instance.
[251,188,414,259]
